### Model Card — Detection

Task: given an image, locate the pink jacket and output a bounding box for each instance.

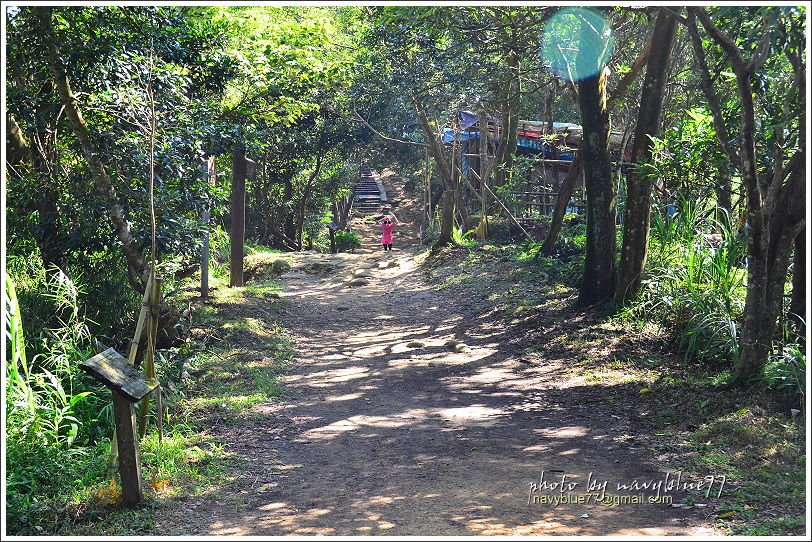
[380,223,395,244]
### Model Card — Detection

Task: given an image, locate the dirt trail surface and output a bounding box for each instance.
[156,174,719,536]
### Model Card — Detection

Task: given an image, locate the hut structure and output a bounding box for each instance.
[442,111,632,217]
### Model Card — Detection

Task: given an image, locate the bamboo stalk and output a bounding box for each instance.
[470,168,533,242]
[137,272,160,439]
[127,272,154,365]
[107,270,154,477]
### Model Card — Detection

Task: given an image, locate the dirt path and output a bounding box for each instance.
[155,175,720,536]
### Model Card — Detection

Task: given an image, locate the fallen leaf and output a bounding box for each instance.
[717,511,735,519]
[151,473,170,492]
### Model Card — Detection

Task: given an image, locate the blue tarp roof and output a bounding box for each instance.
[442,128,568,155]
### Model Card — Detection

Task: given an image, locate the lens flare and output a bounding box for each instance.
[541,7,615,82]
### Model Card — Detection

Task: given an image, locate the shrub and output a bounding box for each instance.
[244,253,292,282]
[5,272,111,534]
[334,230,361,252]
[763,343,806,410]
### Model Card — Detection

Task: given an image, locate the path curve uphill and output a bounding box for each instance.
[155,184,718,537]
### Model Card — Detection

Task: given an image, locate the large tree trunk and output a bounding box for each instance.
[737,156,805,376]
[35,7,147,289]
[577,65,616,306]
[540,152,582,256]
[614,8,679,304]
[692,8,806,379]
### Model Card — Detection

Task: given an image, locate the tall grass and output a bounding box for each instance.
[5,270,109,533]
[630,202,747,365]
[5,271,98,448]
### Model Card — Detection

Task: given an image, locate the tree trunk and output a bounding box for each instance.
[577,64,616,306]
[686,10,736,228]
[715,181,733,217]
[789,229,805,336]
[541,153,582,256]
[615,8,679,304]
[438,189,456,246]
[494,51,520,187]
[544,82,555,132]
[737,157,805,377]
[35,7,147,289]
[8,111,64,268]
[6,114,32,165]
[685,11,740,168]
[412,95,456,247]
[296,120,328,249]
[692,8,806,379]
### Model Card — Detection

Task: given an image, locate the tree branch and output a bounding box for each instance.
[691,7,748,73]
[607,37,652,109]
[349,109,428,148]
[684,9,740,167]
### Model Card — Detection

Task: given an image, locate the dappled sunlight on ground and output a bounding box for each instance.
[155,184,716,536]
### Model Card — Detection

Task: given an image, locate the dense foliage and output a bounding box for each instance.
[4,4,805,535]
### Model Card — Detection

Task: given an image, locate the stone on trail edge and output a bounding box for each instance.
[348,277,369,287]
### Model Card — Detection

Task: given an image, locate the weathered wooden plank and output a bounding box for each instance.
[80,347,158,402]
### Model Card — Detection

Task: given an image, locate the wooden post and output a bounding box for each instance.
[328,225,337,254]
[230,146,246,287]
[201,156,216,298]
[112,391,143,507]
[106,271,153,477]
[81,347,158,507]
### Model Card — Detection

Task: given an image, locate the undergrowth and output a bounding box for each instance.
[5,242,292,535]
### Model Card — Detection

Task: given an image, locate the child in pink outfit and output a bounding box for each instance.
[378,213,399,251]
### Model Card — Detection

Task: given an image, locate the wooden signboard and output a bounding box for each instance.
[81,348,158,402]
[80,347,158,507]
